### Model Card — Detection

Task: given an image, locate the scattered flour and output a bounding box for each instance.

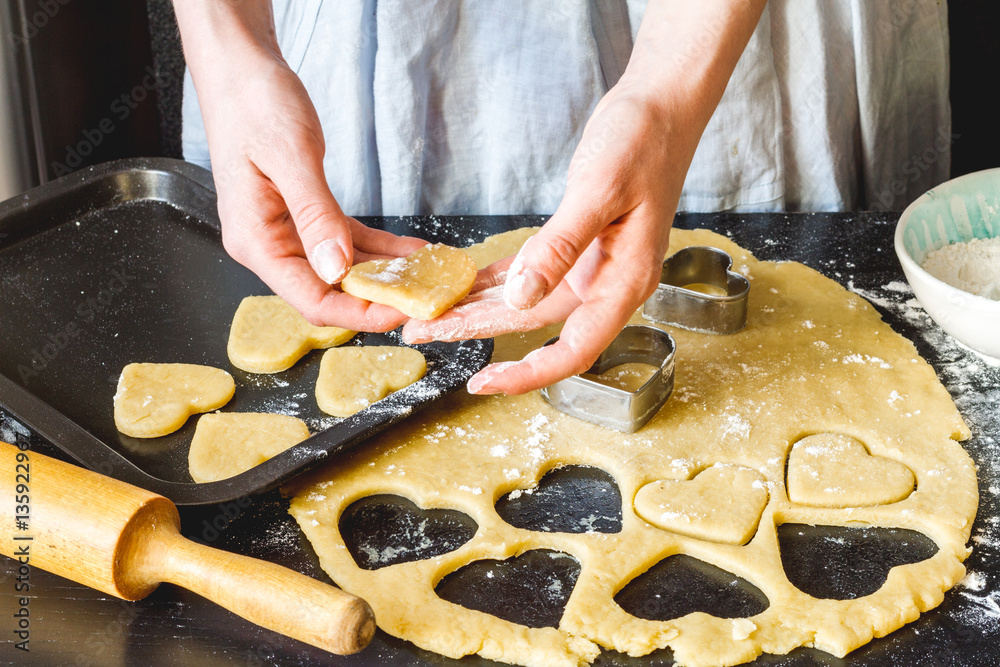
[364,257,408,284]
[961,571,988,592]
[721,411,752,440]
[840,354,892,370]
[356,515,435,567]
[521,413,552,463]
[250,520,301,557]
[0,413,31,445]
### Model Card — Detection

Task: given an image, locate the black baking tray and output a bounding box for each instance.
[0,158,492,505]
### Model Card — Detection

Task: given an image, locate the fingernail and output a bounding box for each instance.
[466,374,498,395]
[400,328,426,345]
[466,361,517,395]
[313,239,349,284]
[504,265,546,310]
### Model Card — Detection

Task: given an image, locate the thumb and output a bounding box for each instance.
[273,166,355,285]
[503,196,611,310]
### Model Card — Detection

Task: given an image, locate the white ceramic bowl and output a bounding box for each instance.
[895,168,1000,359]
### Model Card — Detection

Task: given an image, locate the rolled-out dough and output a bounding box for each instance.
[227,295,355,373]
[462,227,541,270]
[581,362,658,392]
[114,363,235,438]
[341,243,477,320]
[315,346,427,418]
[188,412,310,483]
[287,229,977,667]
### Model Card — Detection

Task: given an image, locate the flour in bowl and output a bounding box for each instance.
[920,237,1000,300]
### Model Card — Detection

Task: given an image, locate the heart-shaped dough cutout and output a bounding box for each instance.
[634,464,769,545]
[114,363,235,438]
[316,346,427,417]
[341,243,477,320]
[227,295,355,373]
[188,412,310,483]
[786,433,915,508]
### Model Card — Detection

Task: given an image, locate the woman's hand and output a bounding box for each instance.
[174,0,426,331]
[206,56,426,330]
[404,0,767,394]
[404,82,690,392]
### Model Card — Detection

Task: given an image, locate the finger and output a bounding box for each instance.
[401,282,580,344]
[472,256,515,292]
[268,158,355,285]
[466,293,635,395]
[349,219,428,257]
[504,191,619,311]
[250,252,409,332]
[352,249,416,264]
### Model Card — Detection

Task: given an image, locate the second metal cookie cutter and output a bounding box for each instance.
[642,246,750,334]
[540,325,676,433]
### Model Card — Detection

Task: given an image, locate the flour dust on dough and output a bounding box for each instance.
[315,346,427,418]
[188,412,310,483]
[114,363,235,438]
[227,295,355,373]
[288,229,976,667]
[341,243,477,320]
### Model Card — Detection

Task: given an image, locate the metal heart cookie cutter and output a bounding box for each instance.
[642,245,750,334]
[540,325,676,434]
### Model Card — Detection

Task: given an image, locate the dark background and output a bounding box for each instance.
[3,0,998,197]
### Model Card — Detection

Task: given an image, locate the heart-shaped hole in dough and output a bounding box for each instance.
[113,362,235,438]
[615,554,769,621]
[340,494,478,570]
[777,523,938,599]
[495,465,623,534]
[786,433,915,508]
[633,464,769,545]
[436,549,580,629]
[227,295,355,373]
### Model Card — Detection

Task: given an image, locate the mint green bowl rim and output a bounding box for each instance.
[895,168,1000,305]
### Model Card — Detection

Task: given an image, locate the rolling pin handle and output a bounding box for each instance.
[146,529,376,655]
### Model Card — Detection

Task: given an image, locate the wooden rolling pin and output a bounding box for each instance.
[0,441,374,655]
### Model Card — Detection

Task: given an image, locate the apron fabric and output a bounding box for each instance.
[182,0,950,215]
